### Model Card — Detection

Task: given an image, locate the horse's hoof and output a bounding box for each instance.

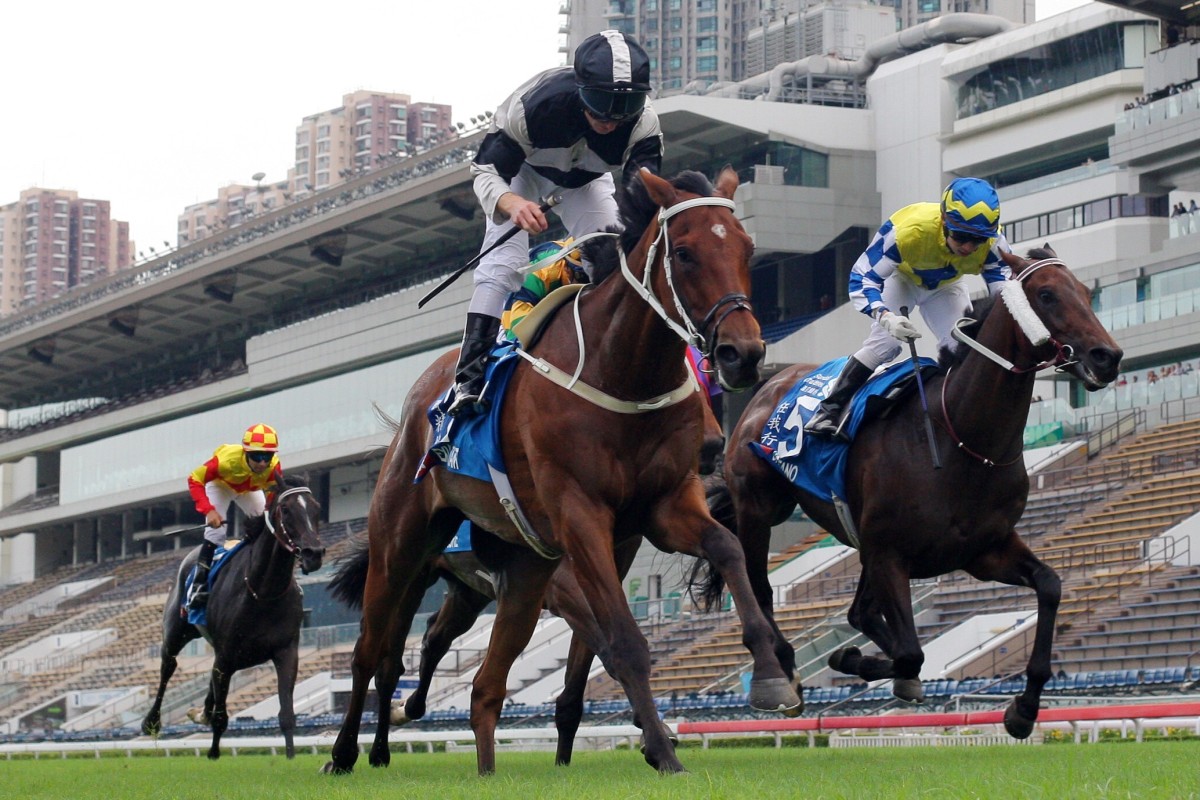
[140,722,159,737]
[320,761,353,775]
[186,708,209,726]
[748,676,802,715]
[389,704,412,726]
[892,678,925,703]
[828,646,861,675]
[1003,701,1036,739]
[207,750,220,761]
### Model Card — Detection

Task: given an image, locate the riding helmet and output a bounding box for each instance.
[242,423,280,453]
[574,30,651,122]
[941,177,1001,239]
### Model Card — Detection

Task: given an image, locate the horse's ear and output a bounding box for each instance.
[1000,250,1025,271]
[1042,242,1057,257]
[639,168,677,209]
[714,165,739,200]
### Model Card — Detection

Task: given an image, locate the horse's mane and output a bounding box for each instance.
[242,474,309,543]
[581,170,719,286]
[939,245,1056,369]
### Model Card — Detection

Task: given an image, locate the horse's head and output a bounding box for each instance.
[268,480,325,574]
[633,167,765,391]
[1000,247,1122,389]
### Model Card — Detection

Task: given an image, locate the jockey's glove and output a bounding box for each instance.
[878,310,922,343]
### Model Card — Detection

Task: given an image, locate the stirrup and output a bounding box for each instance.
[447,384,484,416]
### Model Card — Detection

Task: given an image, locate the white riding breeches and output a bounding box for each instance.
[853,277,972,370]
[469,164,620,317]
[203,483,266,546]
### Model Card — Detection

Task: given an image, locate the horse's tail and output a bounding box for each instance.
[686,471,736,612]
[328,538,371,610]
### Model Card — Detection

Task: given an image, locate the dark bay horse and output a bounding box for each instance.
[717,247,1121,738]
[141,475,325,759]
[323,167,800,778]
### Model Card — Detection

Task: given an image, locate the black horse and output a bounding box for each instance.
[141,475,325,759]
[713,248,1122,737]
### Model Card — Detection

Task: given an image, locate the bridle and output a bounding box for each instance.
[941,258,1080,467]
[244,485,315,602]
[263,485,314,556]
[517,193,753,412]
[618,195,754,365]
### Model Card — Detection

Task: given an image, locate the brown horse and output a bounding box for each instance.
[322,167,799,778]
[715,247,1121,738]
[330,531,651,766]
[141,475,325,759]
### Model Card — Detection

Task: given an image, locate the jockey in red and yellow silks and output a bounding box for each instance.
[184,423,283,611]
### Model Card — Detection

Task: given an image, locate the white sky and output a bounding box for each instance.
[2,0,1097,252]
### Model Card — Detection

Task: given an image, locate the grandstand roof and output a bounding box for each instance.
[0,109,770,411]
[1099,0,1200,27]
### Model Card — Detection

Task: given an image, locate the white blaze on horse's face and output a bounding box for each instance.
[711,223,727,239]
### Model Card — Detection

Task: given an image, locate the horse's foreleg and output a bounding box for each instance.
[470,552,559,776]
[560,522,684,774]
[273,644,300,759]
[968,538,1060,739]
[206,664,232,761]
[656,489,800,717]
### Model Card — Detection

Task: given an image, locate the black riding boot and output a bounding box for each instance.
[187,540,218,611]
[804,356,874,441]
[448,312,501,416]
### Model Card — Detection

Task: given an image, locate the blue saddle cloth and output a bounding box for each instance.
[444,520,474,553]
[184,540,246,626]
[416,341,522,483]
[748,356,936,502]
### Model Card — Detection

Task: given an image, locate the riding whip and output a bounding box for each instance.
[900,306,942,470]
[418,194,563,309]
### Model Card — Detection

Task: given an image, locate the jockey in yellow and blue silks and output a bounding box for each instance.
[806,178,1012,439]
[184,423,284,610]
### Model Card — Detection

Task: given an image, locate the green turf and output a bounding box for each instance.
[6,742,1198,799]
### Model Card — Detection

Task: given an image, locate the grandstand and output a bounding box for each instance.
[3,1,1200,742]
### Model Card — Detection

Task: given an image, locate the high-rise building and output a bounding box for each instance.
[0,188,131,315]
[178,90,452,246]
[563,0,1033,95]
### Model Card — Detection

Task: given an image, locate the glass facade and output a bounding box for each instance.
[61,349,440,504]
[1002,195,1168,245]
[954,22,1155,120]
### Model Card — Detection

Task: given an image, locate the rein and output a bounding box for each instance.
[940,258,1077,467]
[516,194,747,413]
[245,485,314,602]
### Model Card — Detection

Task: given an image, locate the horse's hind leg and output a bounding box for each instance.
[401,579,492,725]
[832,560,924,702]
[554,634,594,767]
[141,595,197,735]
[469,551,560,776]
[273,644,300,759]
[967,536,1060,739]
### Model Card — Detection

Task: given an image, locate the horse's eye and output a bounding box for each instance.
[673,247,694,265]
[1037,288,1056,306]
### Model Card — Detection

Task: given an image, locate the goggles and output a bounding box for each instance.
[946,228,990,246]
[246,451,274,463]
[579,87,647,122]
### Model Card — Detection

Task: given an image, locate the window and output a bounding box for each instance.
[697,56,717,73]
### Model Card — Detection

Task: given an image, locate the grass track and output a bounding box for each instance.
[6,742,1198,799]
